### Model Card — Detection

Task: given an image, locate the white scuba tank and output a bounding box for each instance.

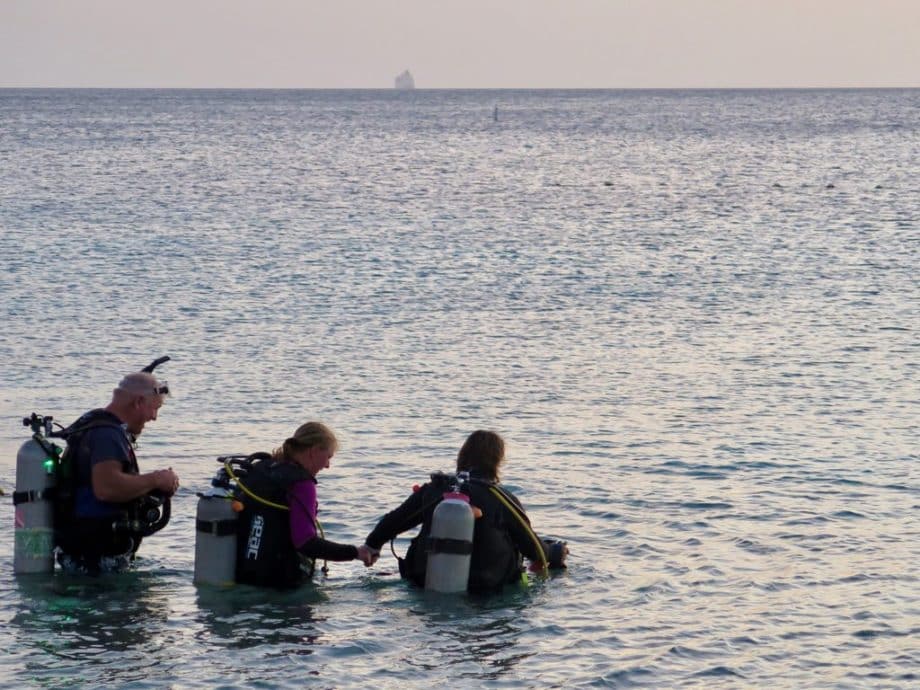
[193,487,239,586]
[424,492,475,593]
[13,437,58,574]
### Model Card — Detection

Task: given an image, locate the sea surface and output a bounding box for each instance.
[0,89,917,688]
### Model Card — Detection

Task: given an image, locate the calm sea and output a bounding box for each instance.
[0,89,917,688]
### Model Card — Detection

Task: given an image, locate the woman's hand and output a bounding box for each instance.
[357,544,379,567]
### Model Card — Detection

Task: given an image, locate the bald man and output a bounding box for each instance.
[55,371,180,574]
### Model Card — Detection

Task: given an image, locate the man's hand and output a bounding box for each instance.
[357,544,380,567]
[152,468,180,496]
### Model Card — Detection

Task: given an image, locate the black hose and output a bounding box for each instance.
[142,494,171,536]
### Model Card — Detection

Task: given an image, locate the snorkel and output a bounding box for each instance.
[142,356,171,374]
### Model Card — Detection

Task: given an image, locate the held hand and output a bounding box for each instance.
[357,544,379,567]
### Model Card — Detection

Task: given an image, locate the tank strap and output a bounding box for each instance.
[196,518,237,537]
[12,488,56,505]
[426,536,473,555]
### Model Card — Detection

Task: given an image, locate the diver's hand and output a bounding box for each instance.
[530,540,569,571]
[555,542,570,567]
[152,468,180,496]
[357,544,379,567]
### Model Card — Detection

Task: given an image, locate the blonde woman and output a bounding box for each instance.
[234,422,373,588]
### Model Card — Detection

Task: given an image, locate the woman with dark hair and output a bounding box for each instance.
[363,430,566,593]
[234,421,373,588]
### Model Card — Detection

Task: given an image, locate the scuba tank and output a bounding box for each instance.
[425,480,475,593]
[13,414,61,574]
[193,457,243,587]
[193,487,238,587]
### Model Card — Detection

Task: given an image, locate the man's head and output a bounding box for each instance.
[107,372,170,436]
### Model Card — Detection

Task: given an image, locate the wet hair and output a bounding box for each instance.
[456,429,505,480]
[273,421,338,463]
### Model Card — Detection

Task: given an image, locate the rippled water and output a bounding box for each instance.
[0,89,917,688]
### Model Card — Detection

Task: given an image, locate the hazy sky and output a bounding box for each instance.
[2,0,918,88]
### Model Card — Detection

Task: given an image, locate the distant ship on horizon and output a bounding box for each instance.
[394,70,415,90]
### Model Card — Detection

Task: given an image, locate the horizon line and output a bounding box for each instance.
[2,85,919,91]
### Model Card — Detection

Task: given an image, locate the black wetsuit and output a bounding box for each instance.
[365,472,548,593]
[234,456,357,589]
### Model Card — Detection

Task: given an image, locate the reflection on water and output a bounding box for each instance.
[194,584,326,653]
[387,587,538,682]
[9,572,336,688]
[11,572,172,687]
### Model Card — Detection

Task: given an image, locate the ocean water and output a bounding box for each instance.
[0,88,917,688]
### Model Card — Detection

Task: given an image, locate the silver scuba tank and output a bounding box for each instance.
[193,486,239,586]
[13,432,59,574]
[424,491,475,593]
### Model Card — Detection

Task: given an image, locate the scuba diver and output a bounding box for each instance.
[362,430,567,594]
[222,422,374,589]
[53,359,178,574]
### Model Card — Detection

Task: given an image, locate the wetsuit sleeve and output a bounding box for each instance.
[364,488,427,550]
[288,480,318,546]
[297,537,358,561]
[288,480,359,561]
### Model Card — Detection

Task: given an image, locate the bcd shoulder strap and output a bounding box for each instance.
[53,409,123,442]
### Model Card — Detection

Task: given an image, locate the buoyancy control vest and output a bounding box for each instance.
[401,477,523,593]
[234,455,315,589]
[54,409,169,559]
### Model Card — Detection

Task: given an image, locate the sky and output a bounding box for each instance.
[1,0,918,88]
